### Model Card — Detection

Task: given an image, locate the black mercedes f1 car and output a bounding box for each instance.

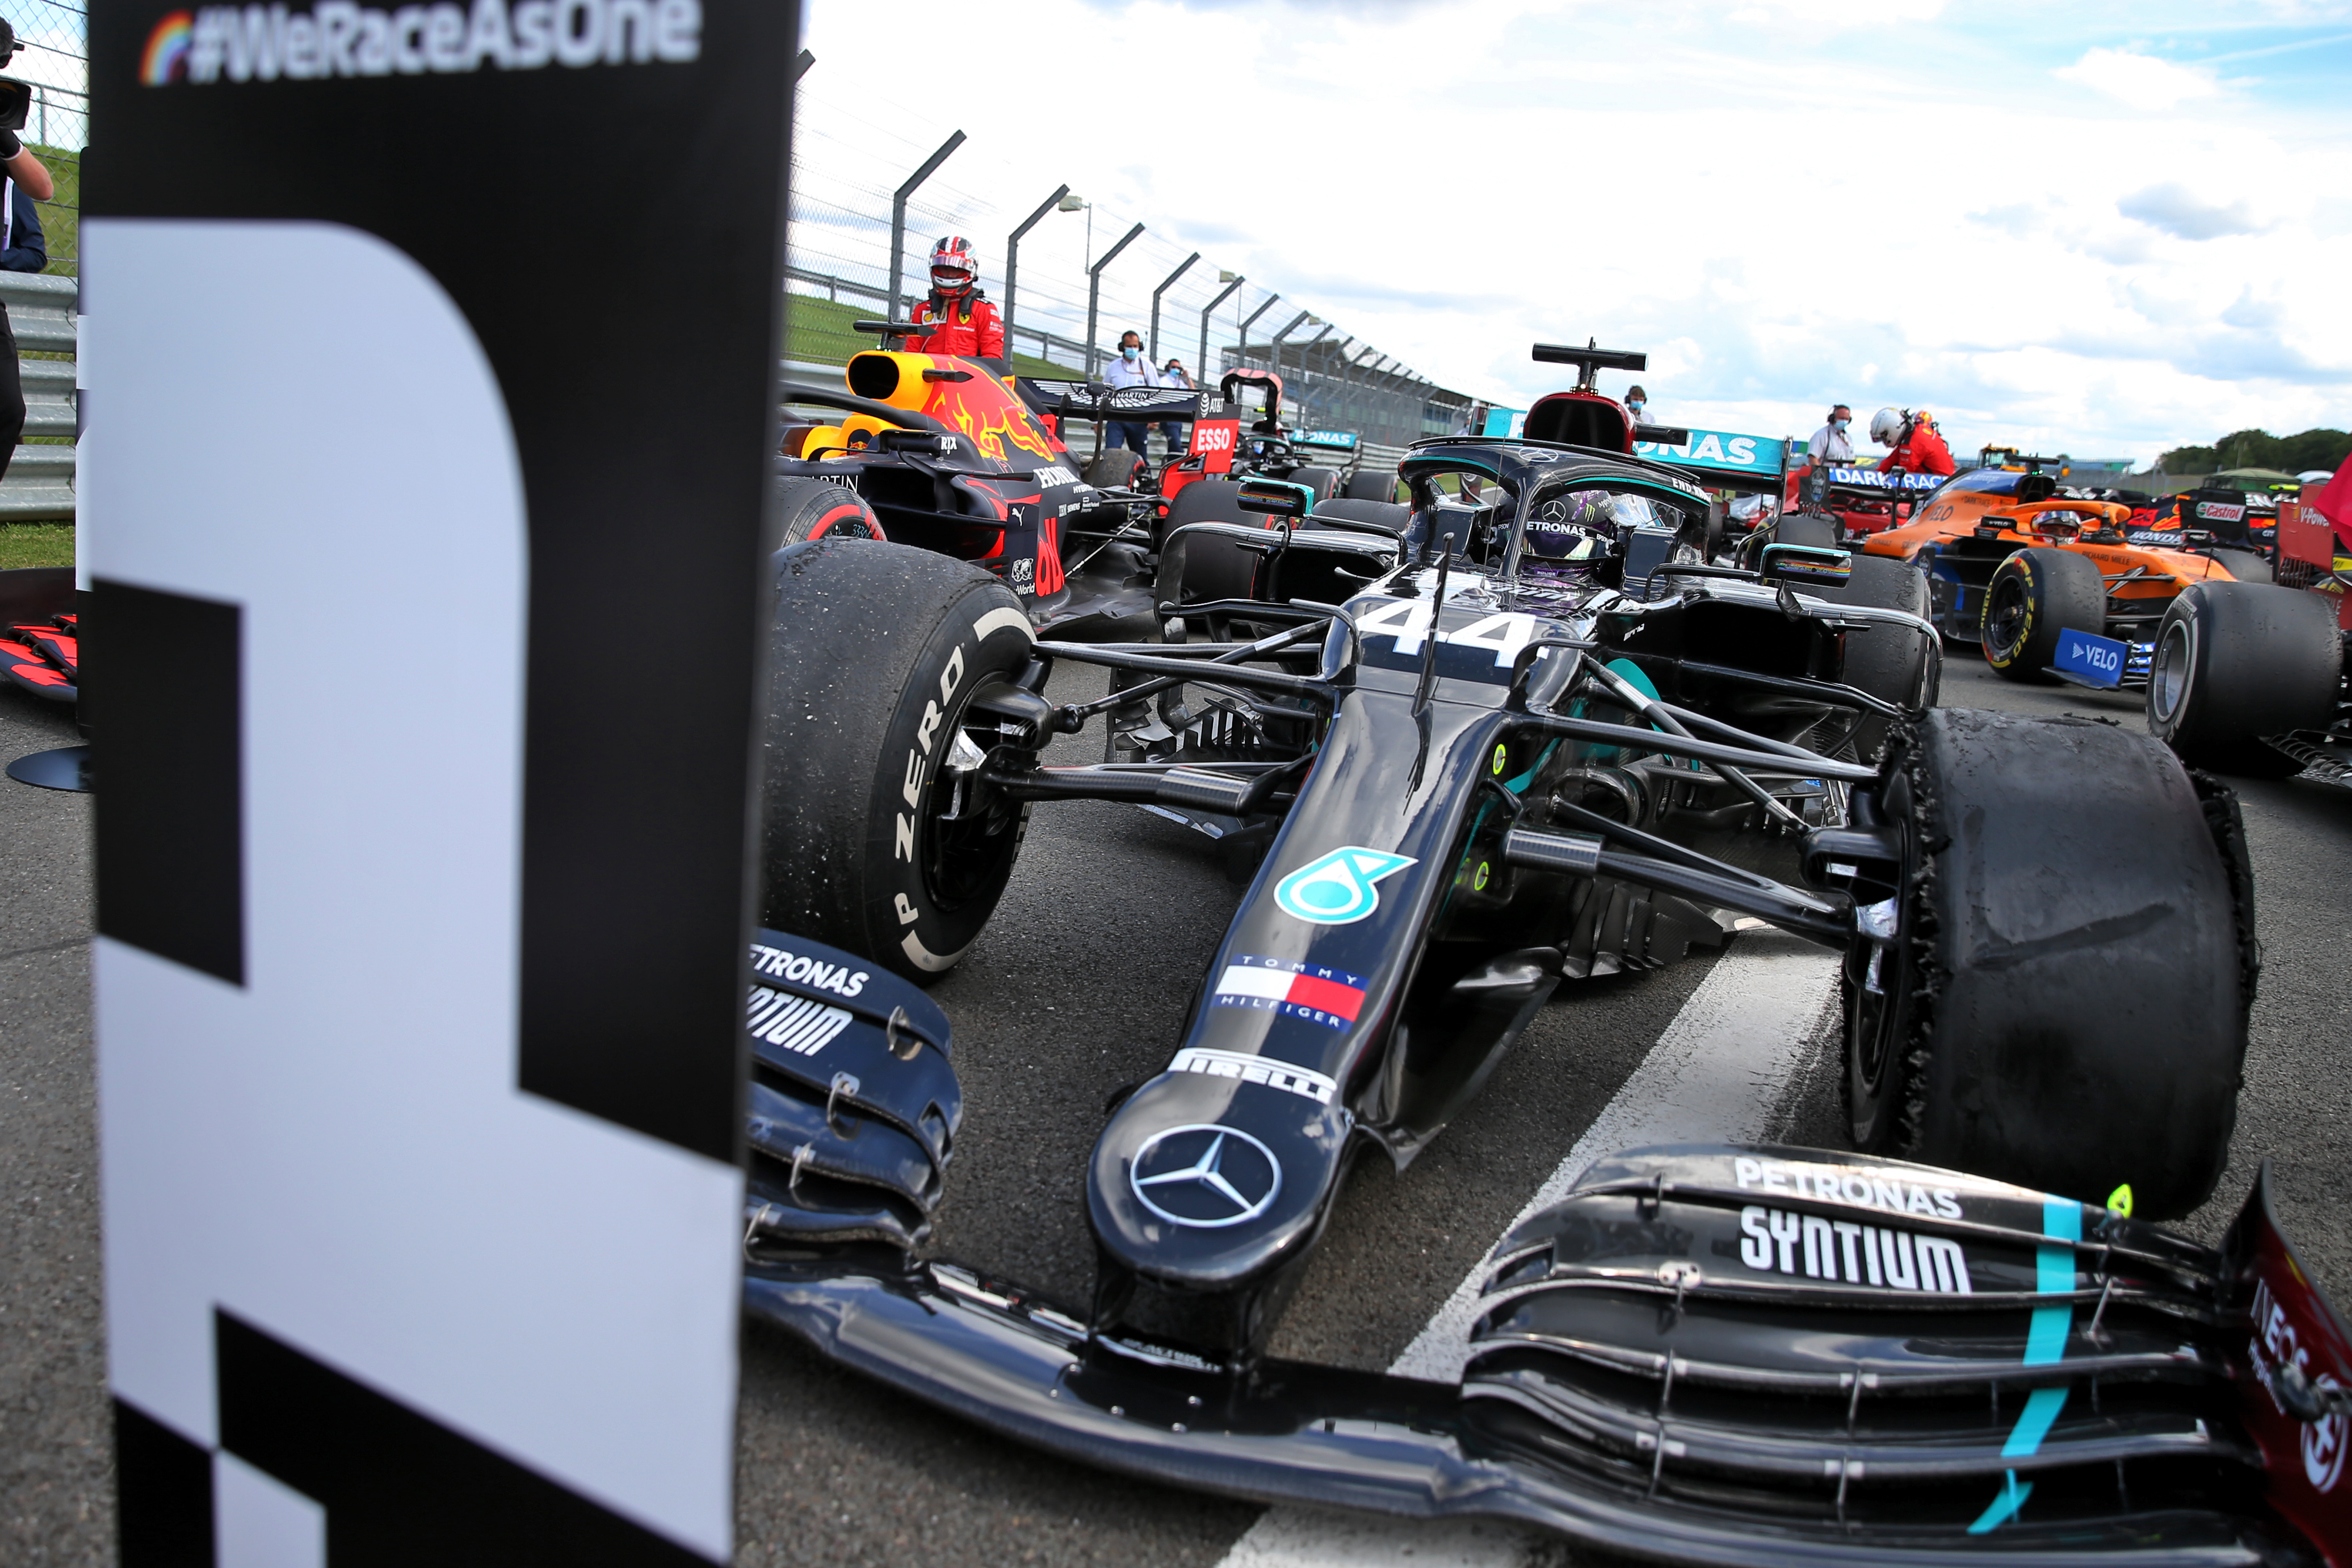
[744,392,2290,1558]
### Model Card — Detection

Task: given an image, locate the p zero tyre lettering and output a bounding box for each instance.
[761,539,1035,985]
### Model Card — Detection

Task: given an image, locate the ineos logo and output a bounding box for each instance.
[1128,1125,1281,1228]
[2309,1376,2348,1493]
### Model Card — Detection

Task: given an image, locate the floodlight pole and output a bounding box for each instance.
[888,129,966,316]
[1199,274,1244,383]
[1003,183,1071,354]
[1083,222,1146,378]
[1148,252,1200,363]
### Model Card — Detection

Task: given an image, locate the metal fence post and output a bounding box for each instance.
[1199,274,1244,386]
[1236,295,1281,375]
[1268,310,1311,421]
[1295,324,1332,425]
[888,130,967,317]
[1083,222,1146,378]
[1148,252,1199,363]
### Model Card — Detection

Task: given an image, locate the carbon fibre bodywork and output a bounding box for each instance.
[739,423,2318,1558]
[745,1140,2352,1563]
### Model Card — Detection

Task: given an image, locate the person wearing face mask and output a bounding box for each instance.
[1808,404,1855,467]
[1803,404,1856,507]
[1100,329,1160,455]
[1158,358,1195,457]
[1625,384,1652,423]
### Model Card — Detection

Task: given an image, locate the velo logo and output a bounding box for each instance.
[1274,847,1414,926]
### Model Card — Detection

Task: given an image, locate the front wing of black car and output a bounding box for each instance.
[744,1127,2352,1564]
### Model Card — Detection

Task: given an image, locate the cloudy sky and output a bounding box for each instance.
[800,0,2351,463]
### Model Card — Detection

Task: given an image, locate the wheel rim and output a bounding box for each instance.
[2151,618,2195,726]
[1982,571,2029,662]
[1845,779,1917,1144]
[920,707,1023,912]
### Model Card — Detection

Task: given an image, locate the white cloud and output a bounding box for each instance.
[797,0,2352,461]
[2054,47,2221,110]
[2118,183,2268,240]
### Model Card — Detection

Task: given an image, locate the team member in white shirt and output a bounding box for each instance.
[1099,330,1160,457]
[1804,403,1855,506]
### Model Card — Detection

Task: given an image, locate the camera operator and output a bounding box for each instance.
[0,20,54,483]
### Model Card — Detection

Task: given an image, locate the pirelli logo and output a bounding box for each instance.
[745,984,851,1058]
[1738,1204,1974,1294]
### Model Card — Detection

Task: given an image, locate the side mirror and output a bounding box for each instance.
[1759,543,1853,589]
[1236,480,1312,520]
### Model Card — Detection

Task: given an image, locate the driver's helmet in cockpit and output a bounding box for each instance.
[1525,488,1651,566]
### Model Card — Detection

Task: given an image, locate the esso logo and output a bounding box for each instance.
[1191,423,1238,456]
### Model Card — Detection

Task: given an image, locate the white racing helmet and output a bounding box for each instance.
[928,235,980,295]
[1869,407,1906,446]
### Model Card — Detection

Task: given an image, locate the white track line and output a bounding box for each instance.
[1219,929,1843,1568]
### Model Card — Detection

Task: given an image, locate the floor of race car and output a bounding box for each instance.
[5,657,2352,1568]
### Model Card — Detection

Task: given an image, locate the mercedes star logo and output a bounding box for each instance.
[1129,1124,1282,1229]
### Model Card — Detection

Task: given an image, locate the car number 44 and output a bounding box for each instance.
[1355,602,1543,666]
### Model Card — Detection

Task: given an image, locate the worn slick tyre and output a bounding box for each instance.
[1289,465,1341,503]
[1083,448,1146,490]
[1342,469,1399,503]
[1309,497,1412,538]
[2208,546,2274,585]
[1823,553,1939,760]
[1165,476,1250,530]
[1981,547,2103,683]
[1843,709,2253,1219]
[760,538,1035,983]
[776,476,886,544]
[1775,512,1840,552]
[2147,580,2342,776]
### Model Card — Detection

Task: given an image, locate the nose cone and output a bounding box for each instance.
[1088,1066,1352,1290]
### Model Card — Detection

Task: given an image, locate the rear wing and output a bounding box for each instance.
[1291,429,1360,460]
[1634,427,1803,497]
[1818,466,1946,496]
[1014,379,1225,426]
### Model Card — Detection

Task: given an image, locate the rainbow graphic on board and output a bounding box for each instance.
[141,10,195,85]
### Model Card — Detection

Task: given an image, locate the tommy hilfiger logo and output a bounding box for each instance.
[1210,955,1366,1031]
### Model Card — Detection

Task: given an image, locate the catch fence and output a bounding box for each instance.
[7,0,85,278]
[787,64,1471,452]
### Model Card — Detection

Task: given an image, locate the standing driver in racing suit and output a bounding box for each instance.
[902,235,1006,366]
[1870,406,1955,476]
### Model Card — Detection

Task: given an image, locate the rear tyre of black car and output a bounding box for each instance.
[1165,476,1249,529]
[1774,513,1841,552]
[1309,497,1412,538]
[776,476,886,544]
[1289,465,1341,503]
[760,538,1036,983]
[1083,448,1146,490]
[2146,581,2341,776]
[2208,546,2274,585]
[1821,554,1938,760]
[1843,709,2252,1219]
[1980,547,2104,683]
[1342,469,1399,503]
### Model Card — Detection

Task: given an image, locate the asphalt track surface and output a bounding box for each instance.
[4,651,2349,1567]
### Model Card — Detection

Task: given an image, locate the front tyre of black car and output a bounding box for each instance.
[760,538,1036,984]
[1842,709,2252,1220]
